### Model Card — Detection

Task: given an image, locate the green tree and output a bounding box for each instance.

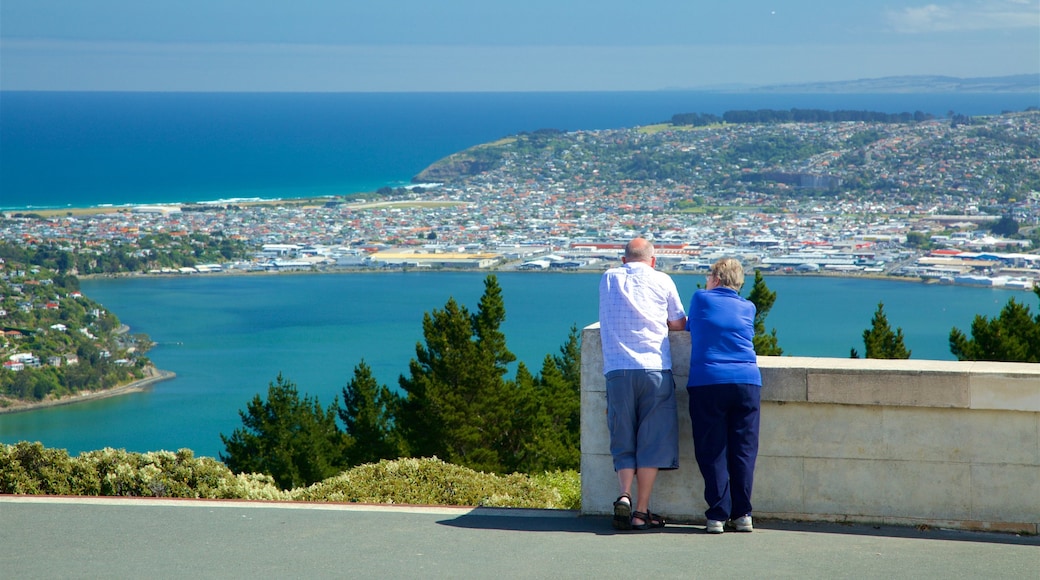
[525,349,581,471]
[746,270,783,355]
[396,275,522,474]
[220,374,346,489]
[949,287,1040,362]
[858,302,911,359]
[904,231,932,249]
[473,275,517,370]
[551,325,582,392]
[989,215,1020,237]
[339,360,403,466]
[489,327,583,474]
[396,297,471,461]
[505,361,540,471]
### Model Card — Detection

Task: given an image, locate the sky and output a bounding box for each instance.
[2,0,1038,92]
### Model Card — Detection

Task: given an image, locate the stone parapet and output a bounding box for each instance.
[581,324,1040,534]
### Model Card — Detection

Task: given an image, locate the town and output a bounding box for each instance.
[4,109,1039,289]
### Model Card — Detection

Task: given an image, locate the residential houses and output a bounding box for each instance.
[2,111,1038,288]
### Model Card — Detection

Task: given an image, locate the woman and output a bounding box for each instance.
[685,258,762,534]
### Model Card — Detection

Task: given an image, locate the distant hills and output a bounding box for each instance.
[708,74,1039,94]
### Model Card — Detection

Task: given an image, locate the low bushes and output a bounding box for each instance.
[0,442,287,500]
[0,442,580,510]
[294,457,578,509]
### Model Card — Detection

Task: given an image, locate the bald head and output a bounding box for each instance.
[624,238,654,264]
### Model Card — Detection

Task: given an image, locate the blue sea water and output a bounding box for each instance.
[2,91,1037,209]
[0,272,1022,458]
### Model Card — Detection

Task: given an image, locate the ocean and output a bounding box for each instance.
[3,91,1038,210]
[1,90,1037,458]
[0,272,1023,458]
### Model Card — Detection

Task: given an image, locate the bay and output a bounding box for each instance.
[0,272,1021,459]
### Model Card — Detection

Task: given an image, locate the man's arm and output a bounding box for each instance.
[667,317,687,331]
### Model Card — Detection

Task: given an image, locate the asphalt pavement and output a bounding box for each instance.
[1,496,1037,579]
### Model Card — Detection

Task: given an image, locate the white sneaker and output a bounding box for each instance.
[733,515,753,532]
[706,519,725,534]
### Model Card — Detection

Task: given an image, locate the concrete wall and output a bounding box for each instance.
[580,324,1040,534]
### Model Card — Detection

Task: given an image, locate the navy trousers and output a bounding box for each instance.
[687,383,761,522]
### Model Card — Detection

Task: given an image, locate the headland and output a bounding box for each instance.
[0,366,176,415]
[5,110,1038,291]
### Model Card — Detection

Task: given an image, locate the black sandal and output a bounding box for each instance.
[631,510,666,530]
[612,494,632,530]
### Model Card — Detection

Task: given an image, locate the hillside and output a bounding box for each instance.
[746,74,1040,94]
[411,109,1040,200]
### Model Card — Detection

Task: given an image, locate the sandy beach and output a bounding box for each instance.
[0,366,176,415]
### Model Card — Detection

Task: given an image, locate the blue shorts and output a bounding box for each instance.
[605,369,679,471]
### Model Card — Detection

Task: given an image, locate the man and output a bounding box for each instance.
[598,237,687,530]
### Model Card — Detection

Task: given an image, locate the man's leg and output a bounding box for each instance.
[606,370,637,529]
[617,468,635,500]
[630,369,677,527]
[632,466,659,525]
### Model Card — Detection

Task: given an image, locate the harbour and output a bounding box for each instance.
[0,271,1021,458]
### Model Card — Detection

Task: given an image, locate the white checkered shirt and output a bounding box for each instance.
[598,261,687,373]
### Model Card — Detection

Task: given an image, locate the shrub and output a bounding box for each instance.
[0,441,98,495]
[77,448,288,499]
[293,459,578,509]
[0,444,579,509]
[292,457,579,509]
[0,442,287,500]
[530,470,581,510]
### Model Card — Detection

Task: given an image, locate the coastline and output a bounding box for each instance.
[14,196,335,219]
[0,366,176,415]
[17,198,1036,295]
[71,261,1040,295]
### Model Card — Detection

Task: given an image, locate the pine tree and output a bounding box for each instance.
[220,374,346,489]
[506,361,540,472]
[553,325,582,389]
[396,297,471,461]
[949,287,1040,362]
[746,270,783,355]
[860,302,911,359]
[513,327,582,472]
[473,274,516,371]
[530,357,581,471]
[396,275,520,474]
[339,360,403,466]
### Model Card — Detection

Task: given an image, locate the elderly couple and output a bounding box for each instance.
[599,237,761,534]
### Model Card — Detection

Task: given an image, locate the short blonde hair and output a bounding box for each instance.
[710,258,744,290]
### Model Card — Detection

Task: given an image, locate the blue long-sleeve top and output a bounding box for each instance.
[685,287,762,387]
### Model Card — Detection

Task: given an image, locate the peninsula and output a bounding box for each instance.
[10,107,1038,282]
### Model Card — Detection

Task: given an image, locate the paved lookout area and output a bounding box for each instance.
[1,496,1037,579]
